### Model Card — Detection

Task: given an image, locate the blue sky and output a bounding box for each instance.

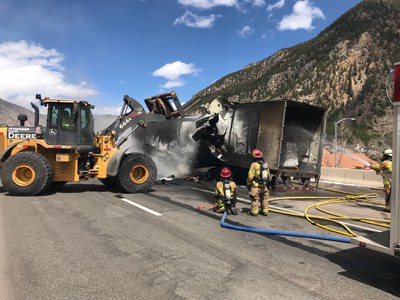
[0,0,361,114]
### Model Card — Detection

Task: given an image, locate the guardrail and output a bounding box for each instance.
[320,167,383,188]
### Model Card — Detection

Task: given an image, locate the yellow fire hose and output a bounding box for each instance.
[268,191,389,237]
[171,179,389,238]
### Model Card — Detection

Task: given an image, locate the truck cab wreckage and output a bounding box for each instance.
[103,91,327,187]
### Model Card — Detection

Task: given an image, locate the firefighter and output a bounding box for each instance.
[213,167,238,214]
[247,149,270,217]
[371,148,392,212]
[60,109,75,130]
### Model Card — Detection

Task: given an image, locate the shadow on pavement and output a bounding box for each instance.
[326,247,400,297]
[42,183,157,196]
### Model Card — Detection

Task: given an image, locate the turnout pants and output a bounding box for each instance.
[213,198,225,213]
[383,178,391,211]
[249,186,269,215]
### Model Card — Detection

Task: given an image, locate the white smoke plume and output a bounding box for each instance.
[121,120,200,179]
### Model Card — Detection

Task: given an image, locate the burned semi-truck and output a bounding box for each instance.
[193,97,327,186]
[105,91,326,186]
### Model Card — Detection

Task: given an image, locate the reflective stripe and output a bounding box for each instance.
[216,199,224,206]
[250,208,259,215]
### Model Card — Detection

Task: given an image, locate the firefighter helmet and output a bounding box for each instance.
[252,149,263,158]
[383,148,393,156]
[383,148,393,160]
[220,167,232,178]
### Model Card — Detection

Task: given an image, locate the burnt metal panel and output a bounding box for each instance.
[257,101,286,170]
[225,104,260,167]
[279,101,325,176]
[227,105,258,154]
[129,118,186,152]
[221,99,325,178]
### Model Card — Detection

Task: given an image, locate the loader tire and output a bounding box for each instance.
[1,152,53,196]
[116,153,157,193]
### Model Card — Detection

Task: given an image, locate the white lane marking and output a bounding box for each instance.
[120,198,162,216]
[170,183,383,233]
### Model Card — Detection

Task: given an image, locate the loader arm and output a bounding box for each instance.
[100,95,146,137]
[98,92,186,149]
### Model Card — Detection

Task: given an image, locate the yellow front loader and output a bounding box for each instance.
[0,95,156,196]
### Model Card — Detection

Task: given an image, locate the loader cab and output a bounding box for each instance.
[42,98,95,148]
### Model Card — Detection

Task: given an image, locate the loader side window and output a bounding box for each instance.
[45,104,60,145]
[49,105,59,128]
[81,107,94,145]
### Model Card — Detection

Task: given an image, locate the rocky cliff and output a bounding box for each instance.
[185,0,400,145]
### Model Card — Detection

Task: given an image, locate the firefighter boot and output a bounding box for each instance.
[384,194,391,212]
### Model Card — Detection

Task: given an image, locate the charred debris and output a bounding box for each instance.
[100,91,326,186]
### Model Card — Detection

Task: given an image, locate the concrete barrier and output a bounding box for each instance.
[320,167,383,188]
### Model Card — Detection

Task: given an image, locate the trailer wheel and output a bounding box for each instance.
[117,153,157,193]
[301,177,310,187]
[206,168,218,180]
[1,152,53,196]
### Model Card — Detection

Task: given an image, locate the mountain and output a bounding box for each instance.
[0,98,115,132]
[0,98,40,126]
[184,0,400,145]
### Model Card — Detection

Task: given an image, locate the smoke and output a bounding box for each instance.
[153,121,199,178]
[281,125,316,168]
[93,114,118,132]
[281,142,299,167]
[121,120,200,179]
[219,109,248,154]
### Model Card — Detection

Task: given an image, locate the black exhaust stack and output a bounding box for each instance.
[31,102,40,127]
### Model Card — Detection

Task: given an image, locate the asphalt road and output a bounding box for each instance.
[0,179,399,299]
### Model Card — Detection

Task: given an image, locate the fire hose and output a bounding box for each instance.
[220,211,352,243]
[220,192,389,242]
[169,181,389,242]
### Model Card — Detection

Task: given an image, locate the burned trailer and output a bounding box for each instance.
[194,98,327,186]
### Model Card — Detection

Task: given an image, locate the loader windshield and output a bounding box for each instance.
[59,106,76,132]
